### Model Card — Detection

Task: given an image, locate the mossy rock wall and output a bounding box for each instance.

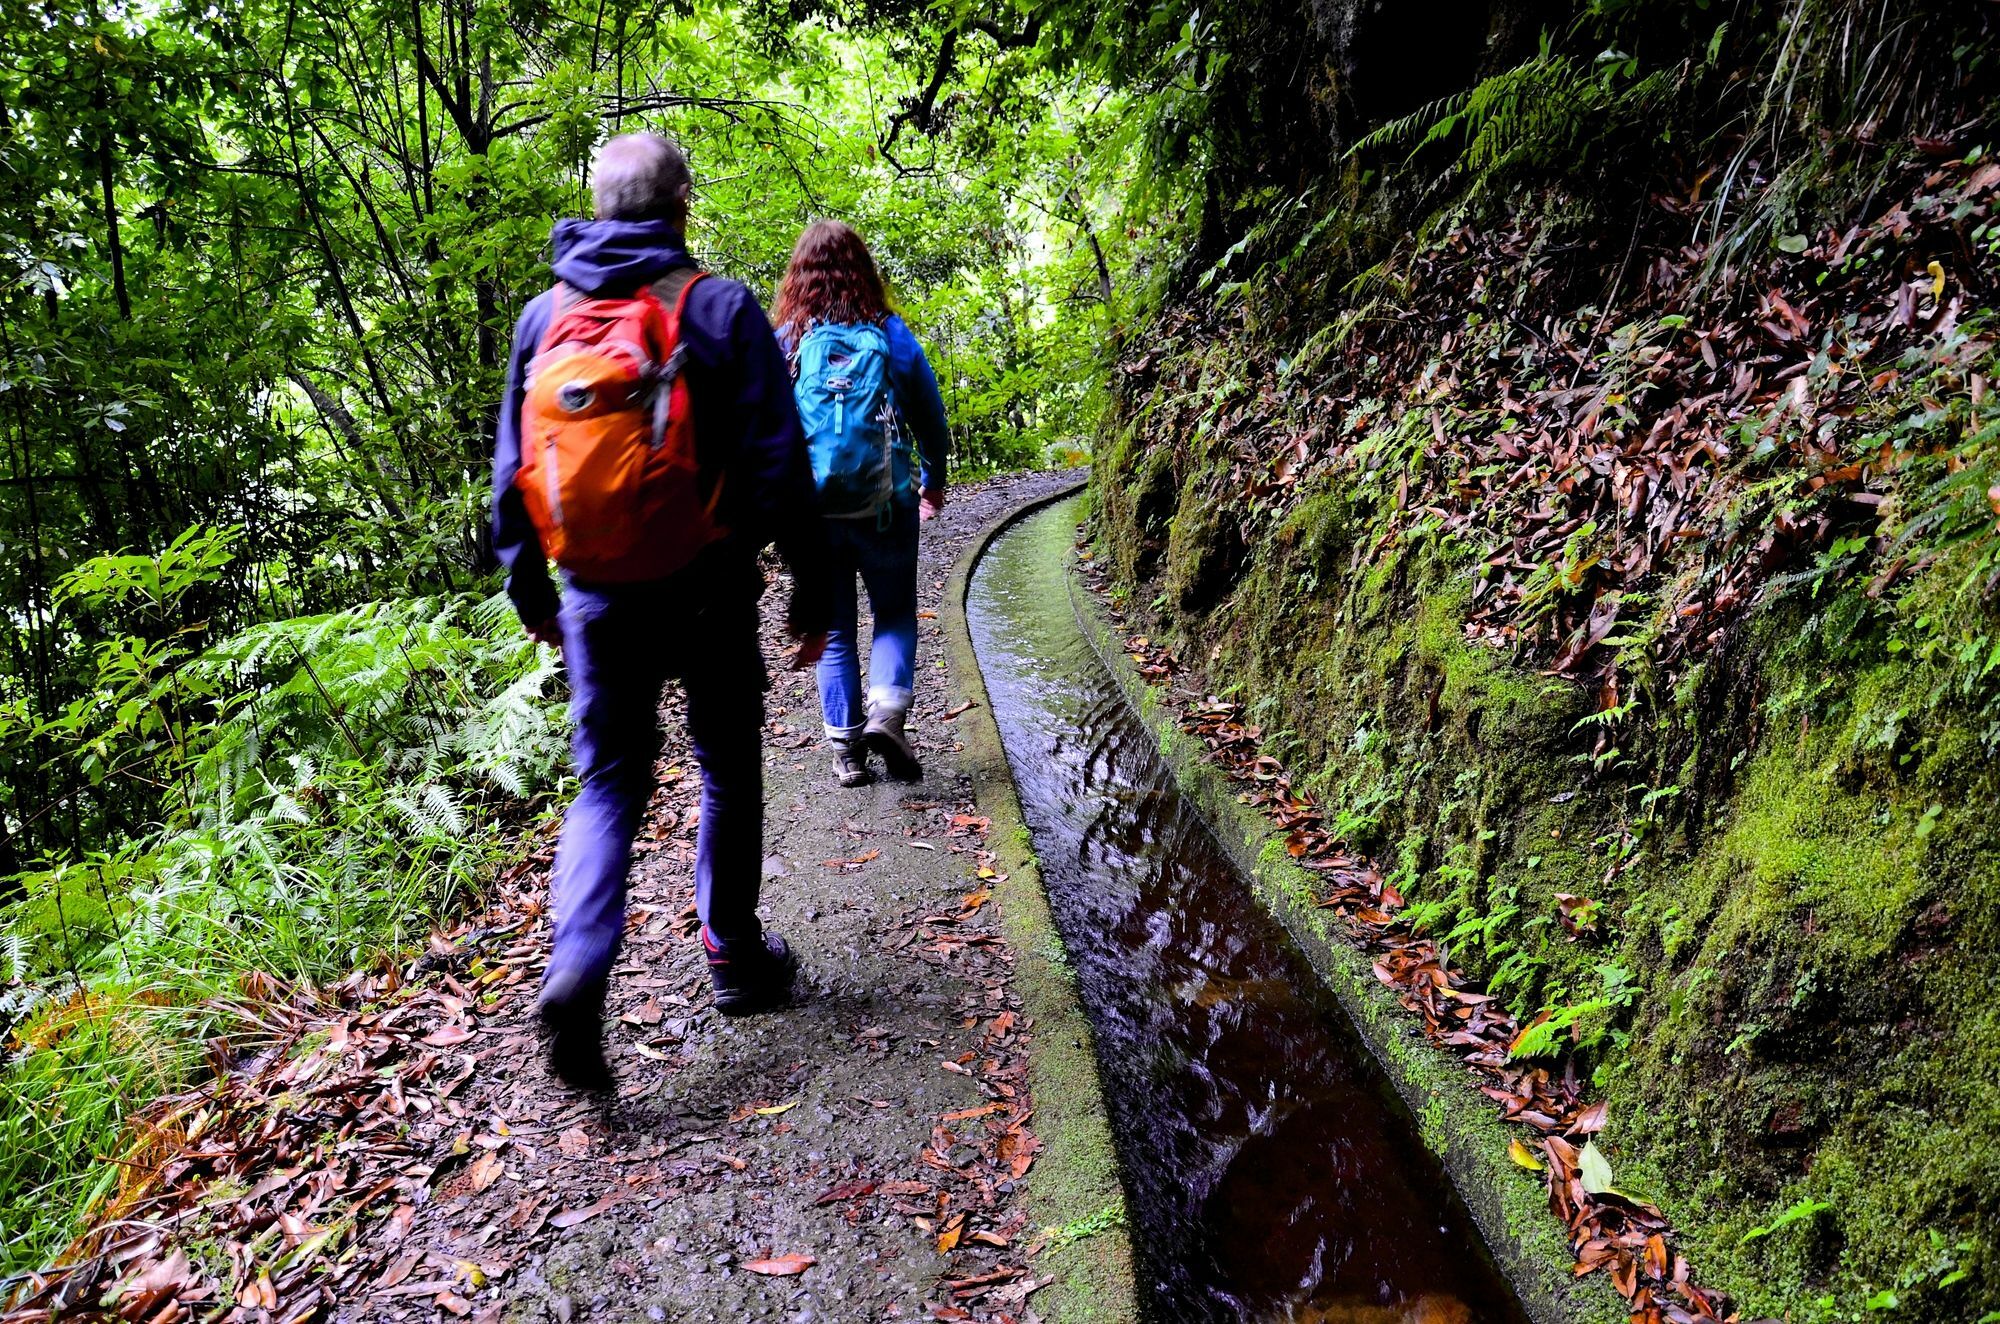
[1092,387,2000,1322]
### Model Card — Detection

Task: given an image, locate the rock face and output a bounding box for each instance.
[1088,76,2000,1324]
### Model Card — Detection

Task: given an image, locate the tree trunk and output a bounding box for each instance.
[95,118,130,319]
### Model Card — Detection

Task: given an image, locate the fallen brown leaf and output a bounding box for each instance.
[468,1151,505,1193]
[813,1179,878,1206]
[549,1197,618,1229]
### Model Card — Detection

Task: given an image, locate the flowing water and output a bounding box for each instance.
[966,497,1530,1324]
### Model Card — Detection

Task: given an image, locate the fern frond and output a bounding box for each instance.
[424,784,467,838]
[1350,48,1692,210]
[267,793,310,826]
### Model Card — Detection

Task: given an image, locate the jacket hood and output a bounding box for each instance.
[549,218,691,296]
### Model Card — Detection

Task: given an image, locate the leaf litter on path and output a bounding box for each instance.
[0,472,1086,1324]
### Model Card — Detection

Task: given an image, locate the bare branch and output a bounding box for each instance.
[880,16,1042,169]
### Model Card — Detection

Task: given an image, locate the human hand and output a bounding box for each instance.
[789,631,829,671]
[527,617,562,647]
[919,487,945,522]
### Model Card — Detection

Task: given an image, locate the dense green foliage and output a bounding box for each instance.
[2,566,564,1263]
[7,0,2000,1314]
[0,0,1150,1274]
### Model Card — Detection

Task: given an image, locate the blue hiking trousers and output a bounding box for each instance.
[815,503,920,739]
[546,552,768,996]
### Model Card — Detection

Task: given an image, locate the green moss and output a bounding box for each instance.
[1093,426,1179,584]
[1092,328,2000,1321]
[1419,1095,1451,1151]
[1416,589,1571,734]
[1601,608,2000,1320]
[1700,741,1926,964]
[1164,458,1247,615]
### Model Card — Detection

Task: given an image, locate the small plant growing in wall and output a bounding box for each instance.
[1509,962,1641,1075]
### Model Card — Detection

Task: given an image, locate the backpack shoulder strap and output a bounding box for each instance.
[650,266,706,319]
[644,268,707,448]
[534,282,576,356]
[650,267,708,371]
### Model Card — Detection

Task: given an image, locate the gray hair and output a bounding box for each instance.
[591,133,691,223]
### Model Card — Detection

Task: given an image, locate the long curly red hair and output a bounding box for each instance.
[772,220,890,340]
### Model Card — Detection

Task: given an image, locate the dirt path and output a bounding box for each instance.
[2,470,1123,1324]
[331,469,1095,1324]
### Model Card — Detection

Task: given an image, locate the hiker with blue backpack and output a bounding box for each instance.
[492,134,832,1091]
[773,220,951,788]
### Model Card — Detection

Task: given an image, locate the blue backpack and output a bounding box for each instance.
[794,322,908,518]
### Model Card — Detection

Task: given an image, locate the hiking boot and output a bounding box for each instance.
[863,706,922,781]
[831,737,872,788]
[704,927,799,1016]
[537,972,612,1093]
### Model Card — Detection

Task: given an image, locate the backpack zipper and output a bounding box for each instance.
[828,373,851,438]
[543,433,564,527]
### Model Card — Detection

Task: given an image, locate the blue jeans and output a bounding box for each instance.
[815,505,919,740]
[545,554,767,996]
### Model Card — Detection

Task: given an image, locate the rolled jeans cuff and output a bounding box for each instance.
[824,721,866,743]
[866,685,912,718]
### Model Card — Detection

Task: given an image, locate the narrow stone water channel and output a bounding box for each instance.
[968,497,1530,1324]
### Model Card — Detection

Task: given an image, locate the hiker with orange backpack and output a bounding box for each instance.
[773,221,950,788]
[492,134,831,1090]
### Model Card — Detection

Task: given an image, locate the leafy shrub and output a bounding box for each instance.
[0,536,565,1274]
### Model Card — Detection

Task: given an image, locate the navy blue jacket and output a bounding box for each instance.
[491,218,832,633]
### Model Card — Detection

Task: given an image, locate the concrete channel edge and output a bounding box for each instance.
[939,474,1141,1324]
[1058,505,1629,1324]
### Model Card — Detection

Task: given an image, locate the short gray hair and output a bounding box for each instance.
[591,133,691,223]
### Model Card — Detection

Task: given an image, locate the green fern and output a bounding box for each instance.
[1510,963,1641,1061]
[1352,47,1688,206]
[387,784,469,840]
[1,583,572,1266]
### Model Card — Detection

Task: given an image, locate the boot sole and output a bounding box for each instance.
[864,730,923,781]
[714,987,795,1016]
[710,953,800,1017]
[537,1002,613,1092]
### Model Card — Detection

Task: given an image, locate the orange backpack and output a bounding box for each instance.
[515,268,727,581]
